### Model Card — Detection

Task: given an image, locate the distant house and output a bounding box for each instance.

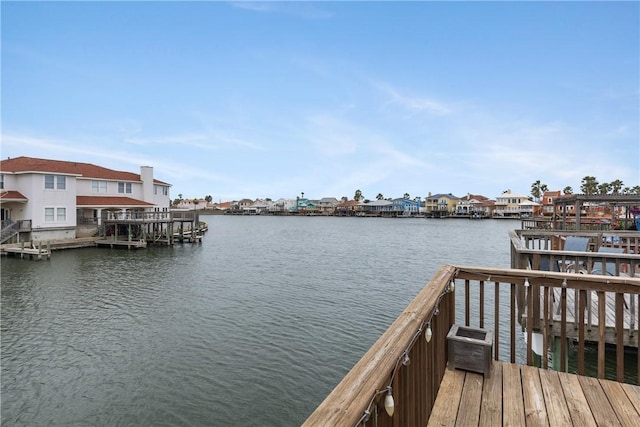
[391,197,420,215]
[494,190,530,217]
[455,194,494,217]
[360,199,392,215]
[0,156,171,242]
[316,197,339,215]
[335,199,361,216]
[269,198,296,214]
[176,198,205,210]
[425,193,459,214]
[541,191,562,216]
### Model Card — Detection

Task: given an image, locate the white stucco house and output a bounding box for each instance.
[0,156,171,242]
[493,190,531,217]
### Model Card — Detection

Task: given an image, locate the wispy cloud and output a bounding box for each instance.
[373,81,452,117]
[229,1,334,19]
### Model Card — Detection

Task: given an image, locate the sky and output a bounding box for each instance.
[2,1,639,202]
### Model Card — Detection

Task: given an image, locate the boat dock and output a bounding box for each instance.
[95,239,147,249]
[2,241,51,260]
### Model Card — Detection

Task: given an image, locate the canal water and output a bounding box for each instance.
[1,216,520,426]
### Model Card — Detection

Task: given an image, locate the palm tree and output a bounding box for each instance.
[403,193,410,200]
[563,186,573,195]
[354,189,363,201]
[178,193,183,201]
[632,186,640,195]
[597,182,611,195]
[205,195,213,203]
[530,180,548,202]
[376,193,384,200]
[610,180,624,194]
[580,176,598,195]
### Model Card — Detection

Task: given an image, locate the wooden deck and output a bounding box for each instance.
[544,288,638,346]
[427,361,640,427]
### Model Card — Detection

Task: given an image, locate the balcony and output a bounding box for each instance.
[303,230,640,426]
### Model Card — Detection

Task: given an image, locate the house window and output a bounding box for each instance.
[0,174,3,189]
[45,208,55,222]
[45,174,66,190]
[154,185,158,195]
[92,180,108,193]
[118,182,132,194]
[45,207,67,222]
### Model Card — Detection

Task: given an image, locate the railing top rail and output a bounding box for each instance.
[514,229,640,237]
[302,265,456,427]
[453,266,640,292]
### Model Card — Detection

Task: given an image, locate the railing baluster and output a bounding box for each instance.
[479,280,485,329]
[543,285,550,370]
[465,280,470,327]
[578,289,586,376]
[598,290,606,379]
[560,287,567,372]
[511,282,516,363]
[494,281,499,361]
[616,293,624,383]
[527,280,533,366]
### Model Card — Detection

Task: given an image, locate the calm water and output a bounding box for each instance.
[1,216,520,426]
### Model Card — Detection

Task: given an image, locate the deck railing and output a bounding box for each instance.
[303,265,640,427]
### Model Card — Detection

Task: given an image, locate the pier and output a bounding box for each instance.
[100,210,205,246]
[2,240,51,260]
[303,236,640,426]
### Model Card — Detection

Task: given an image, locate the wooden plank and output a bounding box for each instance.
[521,365,549,426]
[557,372,597,427]
[503,363,525,427]
[455,372,483,427]
[538,369,572,426]
[479,362,503,426]
[577,375,621,426]
[598,379,640,426]
[427,368,465,427]
[620,383,640,416]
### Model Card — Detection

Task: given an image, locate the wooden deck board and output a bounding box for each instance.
[479,362,503,426]
[428,361,640,427]
[521,365,549,427]
[426,368,465,427]
[503,363,525,427]
[455,371,483,427]
[558,372,597,427]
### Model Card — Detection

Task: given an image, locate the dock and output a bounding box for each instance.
[2,242,51,260]
[428,360,640,427]
[95,239,147,249]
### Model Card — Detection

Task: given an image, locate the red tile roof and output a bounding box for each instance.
[77,196,155,207]
[0,190,28,201]
[1,156,169,185]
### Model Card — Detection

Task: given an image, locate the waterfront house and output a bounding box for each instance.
[335,199,361,216]
[391,197,421,216]
[316,197,340,215]
[425,193,459,216]
[176,198,205,210]
[454,193,495,217]
[541,190,563,216]
[360,199,392,215]
[493,190,530,217]
[0,156,171,242]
